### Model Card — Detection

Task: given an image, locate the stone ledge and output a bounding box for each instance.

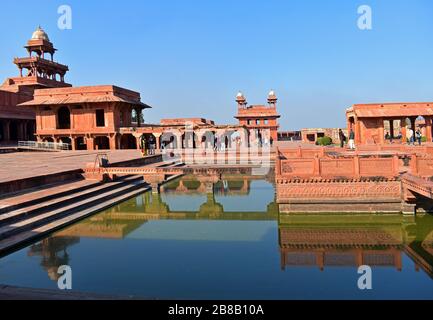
[0,284,146,300]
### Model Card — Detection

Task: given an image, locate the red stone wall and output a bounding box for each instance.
[276,179,401,202]
[0,89,35,120]
[36,103,117,135]
[278,156,399,179]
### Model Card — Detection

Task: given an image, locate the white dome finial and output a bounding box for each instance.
[236,91,244,98]
[269,89,275,96]
[31,26,50,41]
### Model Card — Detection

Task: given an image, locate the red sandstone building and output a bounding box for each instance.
[235,91,280,143]
[346,103,433,145]
[0,27,71,144]
[8,28,282,151]
[20,85,150,150]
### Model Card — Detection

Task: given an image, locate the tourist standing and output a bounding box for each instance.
[397,131,402,143]
[149,136,156,155]
[140,135,147,156]
[338,129,346,148]
[407,128,414,145]
[416,128,422,146]
[348,129,355,150]
[213,136,217,151]
[385,131,394,144]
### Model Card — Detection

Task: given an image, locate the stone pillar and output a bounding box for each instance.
[355,118,361,145]
[426,117,433,142]
[70,137,76,151]
[195,132,203,149]
[188,132,193,150]
[86,137,95,151]
[154,133,162,151]
[132,133,142,151]
[378,118,385,144]
[390,119,395,139]
[109,134,117,150]
[176,133,183,150]
[401,117,407,143]
[136,136,142,151]
[116,134,122,149]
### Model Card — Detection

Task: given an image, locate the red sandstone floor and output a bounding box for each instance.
[0,150,144,184]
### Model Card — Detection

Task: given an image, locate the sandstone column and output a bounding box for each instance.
[86,137,95,150]
[109,134,117,150]
[426,117,433,142]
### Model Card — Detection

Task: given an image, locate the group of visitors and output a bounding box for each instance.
[212,136,231,151]
[338,126,425,151]
[403,128,423,146]
[140,135,157,156]
[338,129,356,150]
[384,128,423,146]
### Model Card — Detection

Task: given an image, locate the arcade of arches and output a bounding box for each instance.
[347,103,433,145]
[0,118,36,143]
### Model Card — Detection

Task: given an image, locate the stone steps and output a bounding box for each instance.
[0,175,151,255]
[0,178,147,241]
[0,181,150,255]
[0,175,141,226]
[0,180,104,214]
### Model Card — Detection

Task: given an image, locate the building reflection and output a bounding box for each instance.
[25,174,433,282]
[26,175,277,280]
[278,214,433,278]
[27,237,80,281]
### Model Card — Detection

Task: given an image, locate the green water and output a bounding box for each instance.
[1,175,433,299]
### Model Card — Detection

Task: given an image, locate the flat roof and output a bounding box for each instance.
[348,102,433,118]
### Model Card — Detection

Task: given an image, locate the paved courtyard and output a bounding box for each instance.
[0,150,144,183]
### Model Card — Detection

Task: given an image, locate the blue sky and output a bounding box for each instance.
[1,0,433,130]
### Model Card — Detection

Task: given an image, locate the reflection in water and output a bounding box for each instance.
[3,175,433,298]
[28,237,80,281]
[278,214,433,278]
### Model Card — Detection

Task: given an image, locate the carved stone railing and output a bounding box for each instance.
[276,155,400,179]
[18,140,70,151]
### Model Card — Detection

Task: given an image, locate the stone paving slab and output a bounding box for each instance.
[0,150,144,184]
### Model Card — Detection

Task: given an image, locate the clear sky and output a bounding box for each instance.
[1,0,433,130]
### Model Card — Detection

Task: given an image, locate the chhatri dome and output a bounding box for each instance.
[31,26,50,41]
